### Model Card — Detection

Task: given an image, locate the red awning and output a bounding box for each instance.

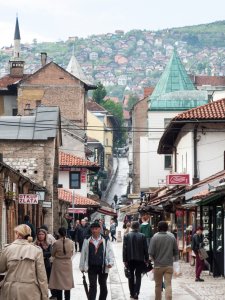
[97,207,117,217]
[68,208,87,214]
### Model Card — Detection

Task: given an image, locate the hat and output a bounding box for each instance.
[90,221,101,228]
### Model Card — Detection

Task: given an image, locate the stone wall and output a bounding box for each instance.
[0,139,59,233]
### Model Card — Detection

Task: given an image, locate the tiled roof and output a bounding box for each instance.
[0,74,28,89]
[193,76,225,86]
[59,151,99,168]
[175,98,225,120]
[58,188,100,206]
[87,101,106,112]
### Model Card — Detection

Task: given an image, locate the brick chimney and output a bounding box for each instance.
[41,52,47,67]
[9,60,24,77]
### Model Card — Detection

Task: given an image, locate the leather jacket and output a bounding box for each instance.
[123,230,149,262]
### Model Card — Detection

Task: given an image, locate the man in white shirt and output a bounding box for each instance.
[80,221,114,300]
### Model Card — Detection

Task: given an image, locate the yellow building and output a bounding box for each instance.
[87,101,114,175]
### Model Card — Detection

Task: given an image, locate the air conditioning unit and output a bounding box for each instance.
[58,184,63,188]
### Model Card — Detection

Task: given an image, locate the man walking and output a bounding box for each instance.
[24,215,36,241]
[79,221,114,300]
[123,221,149,299]
[191,226,205,282]
[77,218,90,251]
[149,221,179,300]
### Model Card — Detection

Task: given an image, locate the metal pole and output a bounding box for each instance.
[72,189,75,227]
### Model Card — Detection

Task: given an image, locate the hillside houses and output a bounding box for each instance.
[1,21,225,98]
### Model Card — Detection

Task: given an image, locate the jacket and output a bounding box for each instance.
[123,230,149,263]
[149,232,179,267]
[140,222,153,239]
[49,238,74,290]
[79,236,114,273]
[77,225,90,242]
[191,233,204,253]
[0,239,48,300]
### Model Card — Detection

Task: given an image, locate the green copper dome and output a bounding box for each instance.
[149,50,208,111]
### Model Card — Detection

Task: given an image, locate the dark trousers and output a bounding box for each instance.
[55,289,70,300]
[88,266,108,300]
[128,260,143,297]
[79,240,83,252]
[196,253,205,279]
[111,232,116,242]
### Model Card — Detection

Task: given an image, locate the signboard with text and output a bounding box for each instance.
[19,194,39,204]
[166,174,190,185]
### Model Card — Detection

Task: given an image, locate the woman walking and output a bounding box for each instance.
[0,224,48,300]
[35,228,52,281]
[49,227,74,300]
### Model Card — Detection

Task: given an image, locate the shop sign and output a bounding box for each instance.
[166,174,190,185]
[19,194,39,204]
[128,194,140,199]
[42,201,52,208]
[81,169,86,183]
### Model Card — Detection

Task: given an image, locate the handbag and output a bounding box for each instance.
[142,261,153,274]
[198,247,208,260]
[124,267,131,279]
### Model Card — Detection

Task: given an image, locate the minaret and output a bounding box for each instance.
[14,16,21,58]
[9,16,24,77]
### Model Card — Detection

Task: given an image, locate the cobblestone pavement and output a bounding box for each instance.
[66,239,225,300]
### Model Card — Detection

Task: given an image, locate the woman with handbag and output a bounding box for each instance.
[191,226,205,282]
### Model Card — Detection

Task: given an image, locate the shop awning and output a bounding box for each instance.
[68,208,87,214]
[97,207,117,217]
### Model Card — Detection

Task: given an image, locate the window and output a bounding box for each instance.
[12,108,18,116]
[69,172,80,189]
[164,155,172,169]
[36,100,42,107]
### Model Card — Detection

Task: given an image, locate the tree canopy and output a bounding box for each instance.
[92,82,107,104]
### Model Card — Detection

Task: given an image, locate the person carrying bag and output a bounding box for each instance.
[191,226,206,281]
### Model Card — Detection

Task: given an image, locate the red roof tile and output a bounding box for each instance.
[175,98,225,120]
[87,100,107,112]
[0,74,28,89]
[193,76,225,86]
[144,87,154,98]
[58,188,100,206]
[59,151,99,168]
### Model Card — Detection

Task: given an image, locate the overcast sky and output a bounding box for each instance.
[0,0,224,47]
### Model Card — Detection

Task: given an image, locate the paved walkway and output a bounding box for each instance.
[63,222,225,300]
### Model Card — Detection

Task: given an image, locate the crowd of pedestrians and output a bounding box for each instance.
[0,214,118,300]
[0,211,207,300]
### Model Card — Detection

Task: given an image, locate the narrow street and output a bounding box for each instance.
[67,157,225,300]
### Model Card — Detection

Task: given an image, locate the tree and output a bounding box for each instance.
[93,82,107,104]
[101,99,126,147]
[127,93,139,111]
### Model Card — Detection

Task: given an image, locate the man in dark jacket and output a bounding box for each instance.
[24,215,36,241]
[77,219,90,251]
[191,226,205,282]
[123,221,149,299]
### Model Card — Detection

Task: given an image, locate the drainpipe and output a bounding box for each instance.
[193,125,199,184]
